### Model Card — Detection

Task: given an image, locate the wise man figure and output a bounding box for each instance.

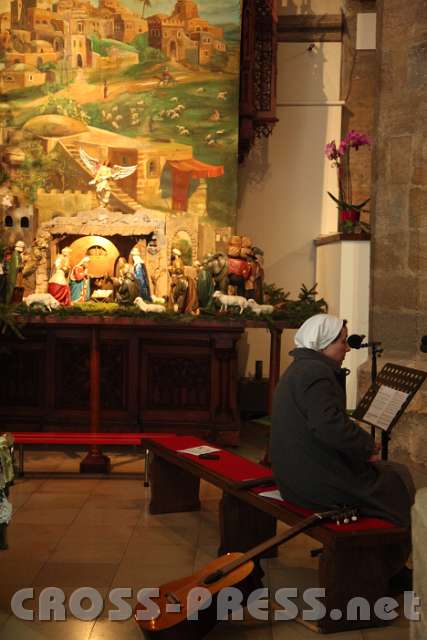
[6,239,25,304]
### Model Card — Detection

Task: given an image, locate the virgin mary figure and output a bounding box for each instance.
[69,256,91,304]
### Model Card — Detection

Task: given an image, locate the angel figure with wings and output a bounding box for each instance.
[79,148,137,206]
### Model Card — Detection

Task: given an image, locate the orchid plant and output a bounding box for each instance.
[325,130,371,233]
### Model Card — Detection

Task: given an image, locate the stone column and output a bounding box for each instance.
[367,0,427,465]
[341,0,376,218]
[411,488,427,640]
[372,0,427,350]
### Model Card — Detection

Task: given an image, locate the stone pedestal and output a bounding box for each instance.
[411,488,427,640]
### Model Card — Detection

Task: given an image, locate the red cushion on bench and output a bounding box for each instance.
[143,434,274,483]
[144,435,398,533]
[251,485,398,532]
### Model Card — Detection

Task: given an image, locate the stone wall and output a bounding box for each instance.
[341,0,376,223]
[367,0,427,472]
[371,0,427,354]
[37,189,97,223]
[411,488,427,639]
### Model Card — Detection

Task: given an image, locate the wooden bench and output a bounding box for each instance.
[11,432,147,476]
[142,434,409,634]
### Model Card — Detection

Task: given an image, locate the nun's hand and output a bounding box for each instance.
[368,442,381,462]
[368,453,381,462]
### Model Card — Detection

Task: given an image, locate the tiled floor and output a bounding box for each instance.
[0,426,421,640]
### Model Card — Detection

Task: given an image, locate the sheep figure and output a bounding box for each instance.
[212,290,248,314]
[247,299,275,316]
[134,297,166,313]
[24,293,61,312]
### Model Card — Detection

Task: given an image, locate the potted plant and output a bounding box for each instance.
[325,130,371,234]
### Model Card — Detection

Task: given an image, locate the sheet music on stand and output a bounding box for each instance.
[353,363,427,457]
[362,385,409,431]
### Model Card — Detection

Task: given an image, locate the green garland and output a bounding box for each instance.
[0,284,328,333]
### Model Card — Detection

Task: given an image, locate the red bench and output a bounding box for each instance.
[11,432,146,477]
[142,434,409,634]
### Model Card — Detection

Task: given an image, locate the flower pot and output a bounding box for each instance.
[339,208,360,234]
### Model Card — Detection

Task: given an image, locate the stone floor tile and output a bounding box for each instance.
[128,525,199,547]
[91,480,147,497]
[48,536,130,565]
[137,510,202,529]
[8,493,31,512]
[0,616,95,640]
[22,493,89,510]
[193,545,218,571]
[83,494,145,510]
[37,479,101,494]
[206,620,274,639]
[5,523,69,553]
[33,562,118,588]
[72,507,141,528]
[8,480,46,495]
[120,543,195,565]
[89,618,142,640]
[271,619,364,639]
[0,609,10,630]
[12,508,80,526]
[62,523,134,542]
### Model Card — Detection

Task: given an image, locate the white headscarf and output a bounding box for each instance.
[294,314,344,351]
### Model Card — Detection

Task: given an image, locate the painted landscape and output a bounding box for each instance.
[0,0,241,227]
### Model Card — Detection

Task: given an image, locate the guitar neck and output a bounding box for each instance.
[210,513,321,581]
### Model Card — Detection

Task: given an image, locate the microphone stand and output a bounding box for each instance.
[368,341,386,458]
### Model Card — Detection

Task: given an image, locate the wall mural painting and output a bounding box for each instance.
[0,0,241,301]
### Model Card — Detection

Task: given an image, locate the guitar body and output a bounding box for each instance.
[134,507,357,640]
[135,552,255,640]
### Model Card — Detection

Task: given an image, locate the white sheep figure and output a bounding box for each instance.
[134,297,166,313]
[212,290,248,314]
[24,293,61,312]
[246,299,275,316]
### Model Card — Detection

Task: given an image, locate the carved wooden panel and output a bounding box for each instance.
[100,341,128,411]
[0,342,45,408]
[1,319,244,439]
[239,0,278,162]
[146,353,211,410]
[54,340,90,410]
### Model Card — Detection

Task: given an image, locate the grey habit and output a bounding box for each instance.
[271,348,414,528]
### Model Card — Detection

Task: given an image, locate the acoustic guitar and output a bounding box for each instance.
[134,506,358,640]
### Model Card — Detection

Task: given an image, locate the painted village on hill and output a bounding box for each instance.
[0,0,241,299]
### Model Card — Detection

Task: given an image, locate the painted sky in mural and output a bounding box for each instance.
[0,0,241,235]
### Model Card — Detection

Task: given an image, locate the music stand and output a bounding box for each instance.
[353,363,427,460]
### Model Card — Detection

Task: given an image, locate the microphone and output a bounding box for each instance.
[347,334,382,349]
[421,336,427,353]
[347,334,366,349]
